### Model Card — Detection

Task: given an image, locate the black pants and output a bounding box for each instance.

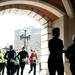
[7,62,15,75]
[48,57,64,75]
[29,63,36,75]
[70,64,75,75]
[15,65,19,75]
[20,62,25,75]
[2,63,6,75]
[0,63,3,72]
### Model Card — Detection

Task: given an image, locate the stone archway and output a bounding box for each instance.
[0,1,65,75]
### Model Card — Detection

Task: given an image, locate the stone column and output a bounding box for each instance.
[40,22,52,75]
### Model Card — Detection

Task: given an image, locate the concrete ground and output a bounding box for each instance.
[3,64,40,75]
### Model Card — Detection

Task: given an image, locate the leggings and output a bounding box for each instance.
[20,62,25,75]
[29,63,36,75]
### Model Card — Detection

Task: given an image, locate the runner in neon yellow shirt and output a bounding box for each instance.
[0,49,4,75]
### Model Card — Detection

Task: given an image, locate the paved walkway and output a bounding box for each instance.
[3,64,40,75]
[3,64,66,75]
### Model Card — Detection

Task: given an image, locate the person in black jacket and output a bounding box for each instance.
[4,45,16,75]
[17,47,28,75]
[48,28,64,75]
[66,35,75,75]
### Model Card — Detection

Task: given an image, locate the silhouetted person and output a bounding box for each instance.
[4,45,16,75]
[17,47,28,75]
[48,28,64,75]
[66,35,75,75]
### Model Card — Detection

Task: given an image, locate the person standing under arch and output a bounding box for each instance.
[66,35,75,75]
[48,28,64,75]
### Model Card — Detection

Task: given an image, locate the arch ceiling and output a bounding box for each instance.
[41,0,75,13]
[0,0,74,17]
[0,1,65,23]
[0,3,59,21]
[41,0,75,18]
[41,0,65,12]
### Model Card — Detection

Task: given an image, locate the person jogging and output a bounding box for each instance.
[17,47,28,75]
[0,49,4,75]
[28,49,37,75]
[4,45,16,75]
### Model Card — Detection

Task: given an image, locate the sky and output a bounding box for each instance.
[0,14,42,48]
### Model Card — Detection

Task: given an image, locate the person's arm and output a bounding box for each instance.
[57,40,65,53]
[62,50,67,53]
[29,54,33,61]
[65,47,72,60]
[48,40,53,53]
[4,51,8,59]
[14,51,16,59]
[26,52,29,58]
[35,53,37,60]
[48,40,51,51]
[1,54,4,62]
[60,40,64,53]
[17,52,20,58]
